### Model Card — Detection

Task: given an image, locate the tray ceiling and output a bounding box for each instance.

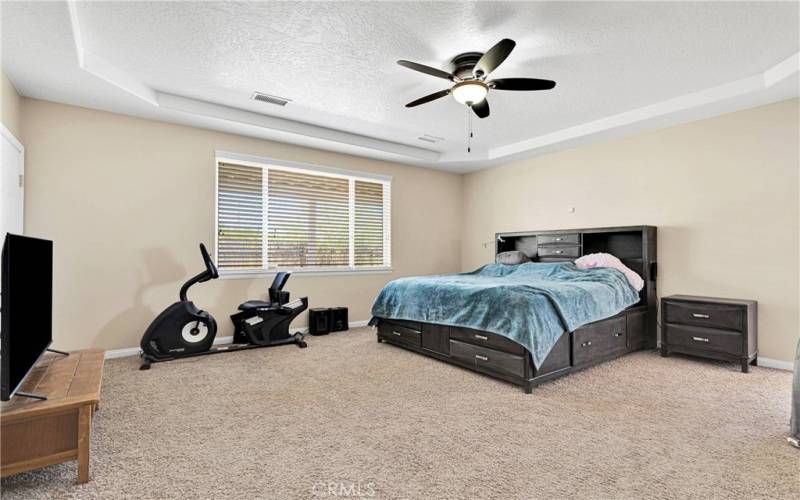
[2,1,798,172]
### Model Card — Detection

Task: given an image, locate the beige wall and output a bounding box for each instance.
[462,99,800,363]
[18,96,800,362]
[1,70,21,138]
[20,98,462,351]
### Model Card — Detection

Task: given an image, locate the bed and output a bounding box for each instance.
[370,226,657,393]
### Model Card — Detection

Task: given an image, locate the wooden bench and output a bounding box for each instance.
[1,348,104,484]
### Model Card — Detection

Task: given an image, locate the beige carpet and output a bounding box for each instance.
[1,327,797,499]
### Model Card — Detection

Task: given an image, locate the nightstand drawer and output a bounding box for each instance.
[664,301,744,331]
[538,233,580,246]
[538,246,580,258]
[664,324,743,356]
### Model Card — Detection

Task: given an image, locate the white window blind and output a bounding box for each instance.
[354,180,386,267]
[216,163,263,269]
[267,168,350,268]
[215,158,391,273]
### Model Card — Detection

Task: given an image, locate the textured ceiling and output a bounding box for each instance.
[2,1,799,171]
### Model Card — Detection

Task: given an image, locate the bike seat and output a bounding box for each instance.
[238,300,273,311]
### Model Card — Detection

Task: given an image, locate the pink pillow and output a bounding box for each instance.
[575,253,644,291]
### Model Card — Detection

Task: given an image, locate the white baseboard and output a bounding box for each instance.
[757,357,795,371]
[104,346,144,360]
[656,341,794,372]
[104,320,371,360]
[108,328,794,371]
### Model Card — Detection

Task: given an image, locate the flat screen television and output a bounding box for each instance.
[1,233,53,401]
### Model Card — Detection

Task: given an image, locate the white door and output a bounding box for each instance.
[0,124,24,238]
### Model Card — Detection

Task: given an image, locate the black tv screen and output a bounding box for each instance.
[1,233,53,401]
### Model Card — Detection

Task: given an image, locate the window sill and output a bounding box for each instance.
[219,267,394,280]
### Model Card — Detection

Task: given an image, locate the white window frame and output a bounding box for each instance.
[214,151,392,278]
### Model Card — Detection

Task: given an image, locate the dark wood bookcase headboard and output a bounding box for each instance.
[495,225,658,346]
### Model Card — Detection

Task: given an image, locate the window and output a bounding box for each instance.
[215,153,391,275]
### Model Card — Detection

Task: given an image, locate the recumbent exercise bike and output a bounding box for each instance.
[139,243,307,370]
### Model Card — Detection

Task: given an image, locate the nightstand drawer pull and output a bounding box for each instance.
[475,354,489,361]
[555,250,563,254]
[692,313,711,319]
[692,336,709,342]
[474,334,489,341]
[581,341,592,347]
[613,332,623,337]
[392,331,402,336]
[555,237,563,241]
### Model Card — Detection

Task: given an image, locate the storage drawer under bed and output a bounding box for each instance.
[572,316,627,367]
[377,321,421,347]
[449,339,525,378]
[449,326,525,355]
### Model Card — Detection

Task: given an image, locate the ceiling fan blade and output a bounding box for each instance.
[473,39,516,78]
[397,60,455,81]
[489,78,556,91]
[405,89,451,108]
[471,98,490,118]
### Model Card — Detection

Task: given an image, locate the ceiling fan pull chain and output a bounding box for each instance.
[467,107,473,153]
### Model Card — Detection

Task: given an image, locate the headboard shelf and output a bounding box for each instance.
[495,225,657,320]
[496,226,655,266]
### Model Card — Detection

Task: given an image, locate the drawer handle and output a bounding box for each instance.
[581,341,592,347]
[555,250,563,254]
[555,237,563,241]
[474,334,489,341]
[692,313,710,319]
[475,354,489,361]
[392,331,402,336]
[613,332,623,337]
[692,336,710,342]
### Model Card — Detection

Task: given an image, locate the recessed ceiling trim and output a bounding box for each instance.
[65,0,84,66]
[158,92,439,160]
[67,0,158,105]
[65,0,439,162]
[765,52,799,86]
[489,52,799,160]
[81,50,160,106]
[61,0,798,172]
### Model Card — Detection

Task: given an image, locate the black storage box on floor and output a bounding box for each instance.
[308,307,349,335]
[329,307,349,332]
[309,308,330,335]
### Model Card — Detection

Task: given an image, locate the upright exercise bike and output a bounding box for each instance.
[140,243,219,367]
[139,244,307,370]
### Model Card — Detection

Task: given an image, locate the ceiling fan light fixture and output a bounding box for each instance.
[451,81,488,105]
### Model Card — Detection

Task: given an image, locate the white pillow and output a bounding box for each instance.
[575,253,644,291]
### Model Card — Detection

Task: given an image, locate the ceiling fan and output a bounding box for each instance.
[397,39,556,119]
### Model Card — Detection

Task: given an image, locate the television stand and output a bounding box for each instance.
[13,391,47,401]
[1,348,104,484]
[11,348,71,400]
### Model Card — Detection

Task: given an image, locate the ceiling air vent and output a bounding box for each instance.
[251,92,291,106]
[418,134,445,144]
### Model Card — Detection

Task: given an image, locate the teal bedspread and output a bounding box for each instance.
[371,262,640,368]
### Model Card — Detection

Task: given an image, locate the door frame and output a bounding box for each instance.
[1,122,25,235]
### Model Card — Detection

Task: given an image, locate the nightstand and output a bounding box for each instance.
[660,295,757,372]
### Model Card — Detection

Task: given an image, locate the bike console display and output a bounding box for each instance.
[269,271,292,305]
